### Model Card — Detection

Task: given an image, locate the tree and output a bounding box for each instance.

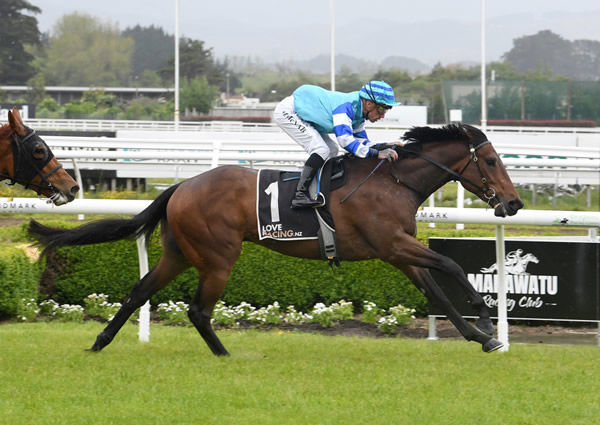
[161,38,229,87]
[570,82,600,123]
[43,13,133,86]
[138,70,163,87]
[334,66,363,93]
[503,31,572,76]
[25,72,46,104]
[503,30,600,81]
[121,25,173,80]
[0,0,41,84]
[180,77,219,114]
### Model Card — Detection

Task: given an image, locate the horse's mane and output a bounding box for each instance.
[401,124,486,145]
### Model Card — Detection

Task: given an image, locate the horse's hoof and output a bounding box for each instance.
[86,332,112,352]
[475,318,495,336]
[86,345,102,352]
[482,338,503,353]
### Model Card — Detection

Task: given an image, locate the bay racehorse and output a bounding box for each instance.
[29,124,523,355]
[1,108,79,204]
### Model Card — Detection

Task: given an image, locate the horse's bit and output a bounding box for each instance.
[0,128,63,201]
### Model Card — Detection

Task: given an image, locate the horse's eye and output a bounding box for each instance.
[33,146,47,160]
[485,158,496,167]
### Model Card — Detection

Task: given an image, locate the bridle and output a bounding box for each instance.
[390,140,507,214]
[0,128,64,200]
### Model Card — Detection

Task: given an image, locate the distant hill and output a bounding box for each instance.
[275,53,431,75]
[379,56,431,73]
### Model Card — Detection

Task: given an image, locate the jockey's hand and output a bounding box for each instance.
[378,148,398,162]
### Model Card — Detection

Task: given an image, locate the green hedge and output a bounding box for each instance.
[0,246,44,319]
[40,228,502,316]
[223,243,427,313]
[44,237,198,307]
[0,220,507,319]
[43,238,427,314]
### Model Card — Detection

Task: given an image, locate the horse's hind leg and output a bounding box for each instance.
[170,216,243,356]
[89,252,189,352]
[187,267,233,356]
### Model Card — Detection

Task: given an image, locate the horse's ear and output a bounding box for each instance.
[462,124,485,141]
[8,107,27,136]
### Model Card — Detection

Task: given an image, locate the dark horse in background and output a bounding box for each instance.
[0,107,79,204]
[29,124,524,355]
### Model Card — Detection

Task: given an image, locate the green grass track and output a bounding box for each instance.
[1,322,599,425]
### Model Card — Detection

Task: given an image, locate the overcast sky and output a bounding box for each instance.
[31,0,600,65]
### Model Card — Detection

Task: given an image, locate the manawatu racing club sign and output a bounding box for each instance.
[428,238,599,321]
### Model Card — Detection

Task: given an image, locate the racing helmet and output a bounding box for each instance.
[359,80,401,107]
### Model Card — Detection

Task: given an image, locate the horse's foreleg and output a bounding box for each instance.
[398,264,502,353]
[429,254,494,335]
[382,232,499,351]
[89,254,188,352]
[387,237,494,335]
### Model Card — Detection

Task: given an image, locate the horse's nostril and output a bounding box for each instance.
[71,185,80,195]
[508,198,524,212]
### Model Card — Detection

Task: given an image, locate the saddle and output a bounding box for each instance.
[256,156,346,265]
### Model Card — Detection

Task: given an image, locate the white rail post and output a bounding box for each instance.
[495,224,509,352]
[211,140,221,169]
[428,194,436,228]
[136,234,151,342]
[456,184,465,230]
[427,315,439,341]
[70,159,85,221]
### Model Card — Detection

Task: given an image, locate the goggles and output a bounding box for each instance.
[374,103,392,115]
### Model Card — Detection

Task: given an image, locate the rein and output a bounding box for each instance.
[340,159,386,204]
[338,139,505,214]
[0,129,63,197]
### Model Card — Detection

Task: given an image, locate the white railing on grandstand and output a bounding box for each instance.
[27,118,277,132]
[26,117,600,135]
[2,196,599,352]
[41,133,600,185]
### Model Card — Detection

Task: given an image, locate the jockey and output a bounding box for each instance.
[273,80,401,209]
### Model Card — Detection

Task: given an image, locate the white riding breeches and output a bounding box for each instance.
[273,95,339,161]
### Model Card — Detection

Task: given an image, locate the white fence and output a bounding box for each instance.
[26,117,600,135]
[29,118,276,132]
[43,132,600,185]
[2,196,599,351]
[3,197,597,227]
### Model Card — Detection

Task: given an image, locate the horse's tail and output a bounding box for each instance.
[29,183,181,256]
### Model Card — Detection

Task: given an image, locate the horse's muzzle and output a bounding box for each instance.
[49,185,79,206]
[495,197,524,217]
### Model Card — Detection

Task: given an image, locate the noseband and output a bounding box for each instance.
[456,140,504,210]
[0,128,63,196]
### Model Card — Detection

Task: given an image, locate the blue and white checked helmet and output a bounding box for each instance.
[359,80,401,107]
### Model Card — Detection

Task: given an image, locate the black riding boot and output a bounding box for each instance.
[291,154,324,209]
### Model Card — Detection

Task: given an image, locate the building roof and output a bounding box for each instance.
[1,86,174,93]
